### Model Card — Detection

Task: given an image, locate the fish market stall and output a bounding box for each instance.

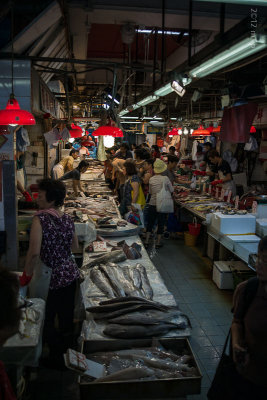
[79,338,202,399]
[80,235,191,341]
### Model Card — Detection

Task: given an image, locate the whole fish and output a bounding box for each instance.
[86,299,169,314]
[91,367,155,383]
[98,265,125,297]
[123,266,142,291]
[89,268,115,298]
[103,322,186,338]
[83,250,127,269]
[99,296,152,305]
[108,310,186,326]
[135,264,153,300]
[92,303,170,320]
[107,264,143,297]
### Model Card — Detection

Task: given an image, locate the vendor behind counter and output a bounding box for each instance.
[59,160,89,196]
[207,149,236,196]
[52,150,79,179]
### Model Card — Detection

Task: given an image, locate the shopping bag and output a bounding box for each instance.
[156,177,174,213]
[130,180,146,208]
[28,259,52,301]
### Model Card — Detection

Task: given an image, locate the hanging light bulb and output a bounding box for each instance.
[69,138,75,143]
[178,128,182,135]
[183,127,188,135]
[190,129,194,135]
[103,135,115,148]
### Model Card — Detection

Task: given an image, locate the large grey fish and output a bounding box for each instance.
[108,310,186,326]
[107,264,143,297]
[135,264,153,300]
[123,266,142,291]
[91,367,155,383]
[86,299,169,314]
[98,265,125,297]
[103,322,187,338]
[99,296,152,305]
[89,268,115,298]
[83,250,127,269]
[92,303,170,320]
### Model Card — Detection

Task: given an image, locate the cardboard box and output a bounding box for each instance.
[210,212,256,235]
[212,260,251,289]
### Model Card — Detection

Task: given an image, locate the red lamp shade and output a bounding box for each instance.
[69,123,83,138]
[212,125,221,133]
[206,125,214,133]
[250,126,256,133]
[92,126,123,137]
[192,125,211,136]
[0,96,35,125]
[168,128,179,136]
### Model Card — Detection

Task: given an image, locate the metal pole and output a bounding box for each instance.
[161,0,165,80]
[220,3,225,36]
[153,28,158,89]
[188,0,193,66]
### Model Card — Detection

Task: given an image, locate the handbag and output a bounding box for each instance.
[207,330,240,400]
[130,178,146,208]
[156,176,174,213]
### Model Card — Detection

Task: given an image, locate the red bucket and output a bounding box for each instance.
[188,219,201,236]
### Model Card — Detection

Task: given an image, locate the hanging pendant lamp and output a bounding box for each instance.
[0,94,36,126]
[250,126,256,133]
[192,124,211,136]
[212,125,221,133]
[168,128,178,138]
[69,123,83,138]
[92,125,123,137]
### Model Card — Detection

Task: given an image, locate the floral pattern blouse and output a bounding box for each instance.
[38,213,80,290]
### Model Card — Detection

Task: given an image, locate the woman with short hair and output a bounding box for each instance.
[119,159,142,217]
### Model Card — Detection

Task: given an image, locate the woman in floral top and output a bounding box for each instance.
[21,179,80,363]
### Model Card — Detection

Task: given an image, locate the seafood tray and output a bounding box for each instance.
[79,338,202,399]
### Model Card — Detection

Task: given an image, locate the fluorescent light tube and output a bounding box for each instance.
[119,110,129,116]
[137,95,158,106]
[154,83,173,97]
[189,35,267,78]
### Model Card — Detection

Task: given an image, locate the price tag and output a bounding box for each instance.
[227,191,232,203]
[235,195,239,209]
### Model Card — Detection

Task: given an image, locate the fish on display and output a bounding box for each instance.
[99,296,151,305]
[108,310,187,326]
[107,264,143,298]
[91,303,171,320]
[83,250,127,269]
[86,299,169,314]
[135,264,153,300]
[98,265,125,297]
[91,366,155,383]
[103,322,188,339]
[122,266,143,292]
[89,268,115,298]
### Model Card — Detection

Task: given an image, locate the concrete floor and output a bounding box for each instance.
[25,238,233,400]
[151,238,233,399]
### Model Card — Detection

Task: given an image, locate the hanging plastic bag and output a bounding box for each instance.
[156,177,174,213]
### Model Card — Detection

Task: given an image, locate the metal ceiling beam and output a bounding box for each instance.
[0,53,159,72]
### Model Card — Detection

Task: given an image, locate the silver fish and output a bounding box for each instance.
[86,300,166,314]
[90,268,115,298]
[91,366,155,383]
[103,322,185,338]
[123,266,142,291]
[108,310,184,326]
[83,250,127,269]
[92,303,169,320]
[107,264,143,297]
[135,264,153,300]
[99,296,153,305]
[98,265,125,297]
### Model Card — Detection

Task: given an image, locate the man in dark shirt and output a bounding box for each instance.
[207,149,236,196]
[162,155,179,184]
[114,143,133,160]
[60,160,89,196]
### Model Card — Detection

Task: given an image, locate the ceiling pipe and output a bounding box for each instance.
[188,0,193,66]
[220,3,225,36]
[161,0,166,80]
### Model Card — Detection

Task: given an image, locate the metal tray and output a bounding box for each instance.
[79,338,202,399]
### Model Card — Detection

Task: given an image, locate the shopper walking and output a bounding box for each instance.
[20,179,80,365]
[144,159,173,249]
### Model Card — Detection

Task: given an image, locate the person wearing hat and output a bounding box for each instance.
[144,159,173,249]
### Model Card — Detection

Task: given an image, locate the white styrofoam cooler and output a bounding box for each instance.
[212,261,251,289]
[256,219,267,237]
[210,212,256,235]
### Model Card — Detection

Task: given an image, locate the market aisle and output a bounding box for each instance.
[151,239,233,400]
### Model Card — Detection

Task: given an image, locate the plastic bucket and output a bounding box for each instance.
[188,223,201,236]
[184,231,197,246]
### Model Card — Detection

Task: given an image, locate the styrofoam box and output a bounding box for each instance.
[212,261,251,289]
[210,212,256,235]
[256,219,267,237]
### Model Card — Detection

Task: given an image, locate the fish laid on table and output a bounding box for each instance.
[122,266,143,292]
[91,303,171,320]
[91,367,155,383]
[86,299,169,314]
[89,268,115,298]
[135,264,153,300]
[83,250,127,269]
[108,310,188,326]
[103,322,187,339]
[107,263,144,298]
[98,265,125,297]
[99,296,158,306]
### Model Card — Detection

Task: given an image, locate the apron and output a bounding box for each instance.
[218,170,236,197]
